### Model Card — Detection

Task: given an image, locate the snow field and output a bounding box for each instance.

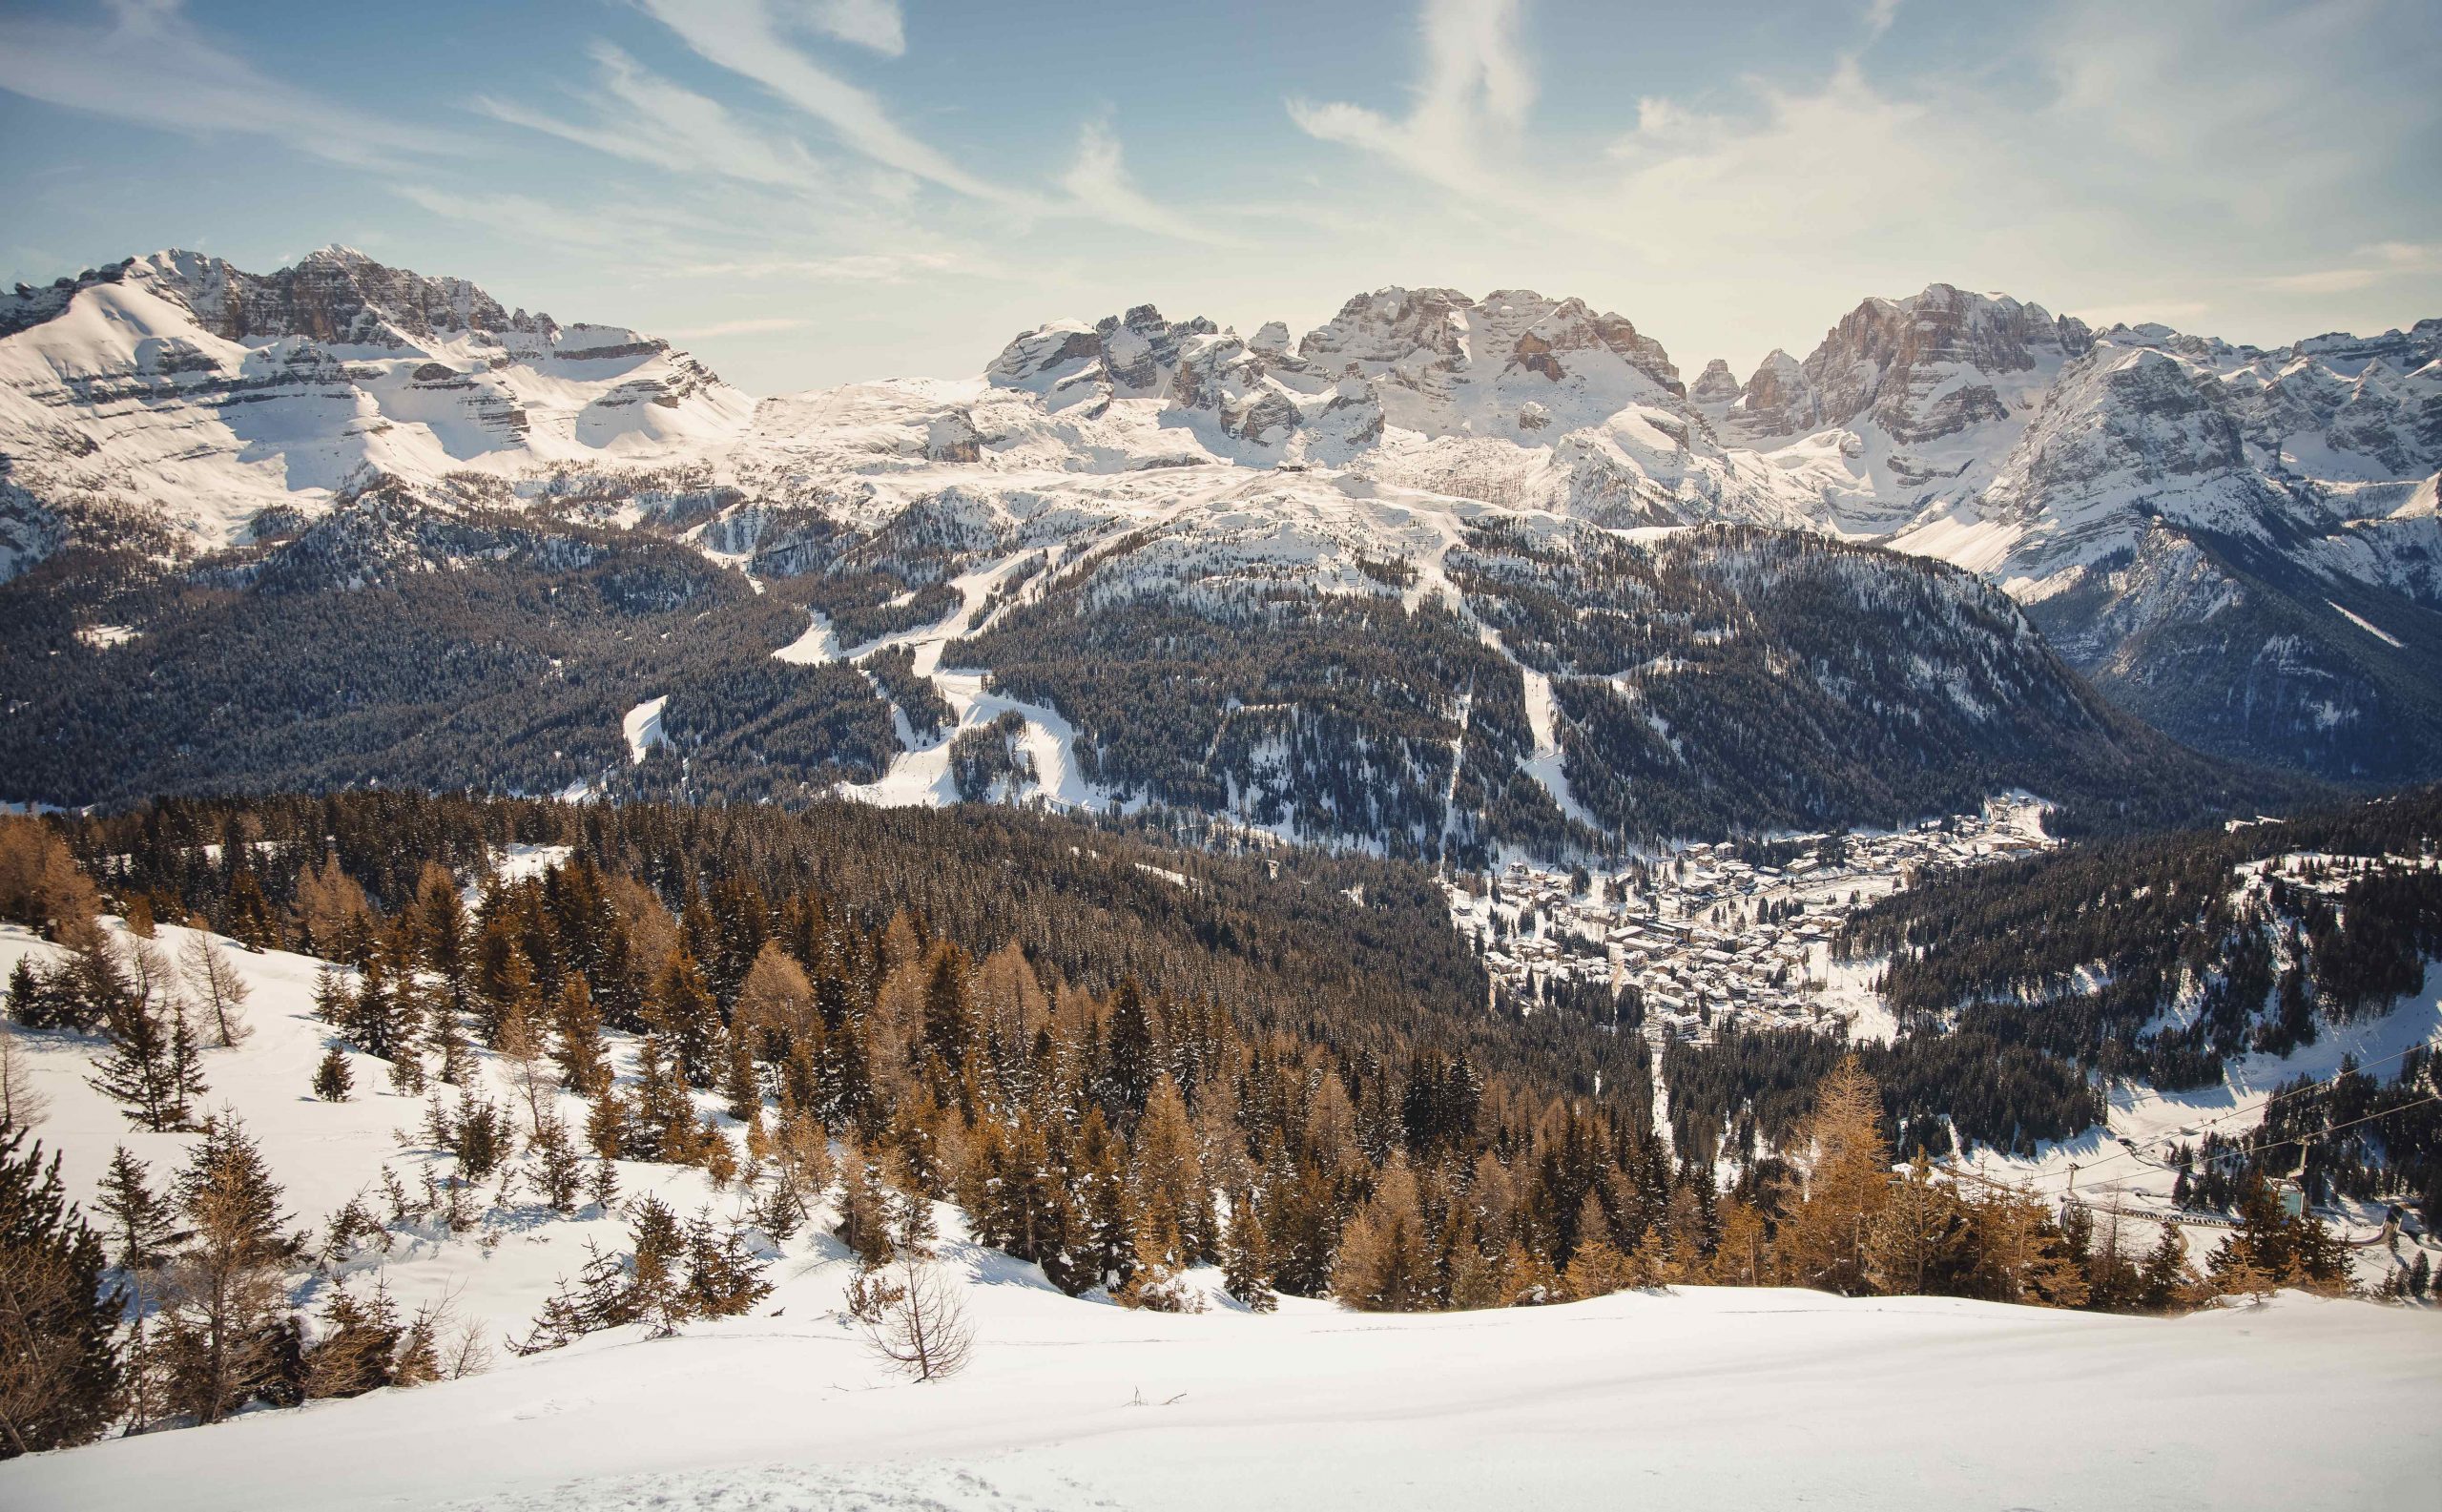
[7,899,2442,1508]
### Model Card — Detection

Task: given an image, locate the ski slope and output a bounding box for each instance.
[10,1280,2434,1511]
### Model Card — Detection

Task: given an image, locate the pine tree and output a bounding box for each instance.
[160,1114,297,1423]
[834,1150,896,1269]
[313,1045,354,1103]
[0,1129,124,1456]
[680,1212,773,1320]
[311,964,349,1025]
[550,977,609,1096]
[627,1195,689,1336]
[648,950,722,1089]
[415,866,473,1022]
[301,1279,403,1400]
[164,1001,208,1129]
[509,1240,632,1355]
[528,1113,585,1215]
[588,1150,620,1213]
[628,1034,707,1165]
[1865,1154,1970,1296]
[1069,1107,1137,1294]
[88,971,181,1131]
[2137,1223,2196,1312]
[94,1146,178,1273]
[1128,1073,1208,1272]
[1220,1193,1276,1312]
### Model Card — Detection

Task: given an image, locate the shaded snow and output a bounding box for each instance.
[621,695,669,765]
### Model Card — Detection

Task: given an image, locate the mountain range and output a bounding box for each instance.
[3,246,2435,846]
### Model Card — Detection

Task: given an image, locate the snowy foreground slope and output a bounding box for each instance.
[12,1284,2434,1512]
[6,905,2441,1510]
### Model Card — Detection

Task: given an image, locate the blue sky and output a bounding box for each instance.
[4,0,2437,394]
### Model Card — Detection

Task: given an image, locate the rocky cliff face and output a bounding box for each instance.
[132,245,552,349]
[1294,286,1683,440]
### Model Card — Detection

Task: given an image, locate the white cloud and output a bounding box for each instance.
[1060,120,1233,245]
[2255,242,2442,297]
[0,0,454,168]
[635,0,1028,206]
[1290,0,1537,201]
[476,43,838,199]
[1864,0,1904,38]
[801,0,906,57]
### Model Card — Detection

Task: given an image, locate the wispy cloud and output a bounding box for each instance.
[1290,0,1536,202]
[476,43,840,199]
[2257,241,2442,297]
[1060,120,1234,245]
[805,0,906,58]
[390,184,721,257]
[0,0,455,168]
[634,0,1029,207]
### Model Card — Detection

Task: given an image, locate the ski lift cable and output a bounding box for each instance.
[2023,1039,2442,1187]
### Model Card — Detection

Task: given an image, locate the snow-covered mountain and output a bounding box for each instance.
[0,247,751,572]
[1,247,2434,812]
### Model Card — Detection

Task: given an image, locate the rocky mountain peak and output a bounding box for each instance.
[1688,358,1743,416]
[985,303,1218,410]
[120,245,557,352]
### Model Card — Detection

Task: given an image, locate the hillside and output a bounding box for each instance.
[1,797,2437,1506]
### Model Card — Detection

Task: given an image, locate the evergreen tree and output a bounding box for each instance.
[680,1212,773,1320]
[88,971,183,1131]
[1128,1073,1209,1271]
[550,977,610,1096]
[509,1241,632,1356]
[301,1279,403,1400]
[1220,1193,1276,1312]
[833,1150,896,1269]
[1865,1154,1971,1297]
[94,1146,178,1273]
[626,1196,689,1336]
[164,1002,209,1129]
[528,1113,585,1215]
[312,1045,354,1103]
[2137,1224,2196,1313]
[311,964,348,1025]
[0,1129,123,1456]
